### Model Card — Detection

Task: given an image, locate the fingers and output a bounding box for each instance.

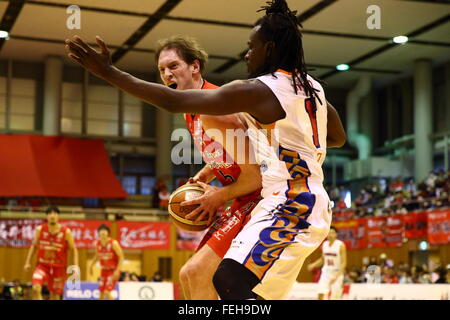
[72,35,94,53]
[65,40,87,59]
[207,211,215,226]
[195,210,209,222]
[188,177,196,184]
[180,198,201,207]
[185,206,203,220]
[196,181,208,188]
[96,35,109,54]
[67,52,83,65]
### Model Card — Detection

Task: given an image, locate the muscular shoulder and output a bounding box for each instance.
[200,114,246,131]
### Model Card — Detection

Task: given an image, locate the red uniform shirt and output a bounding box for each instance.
[185,80,261,202]
[95,239,119,271]
[37,224,68,268]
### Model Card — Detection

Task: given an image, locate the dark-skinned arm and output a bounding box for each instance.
[326,101,346,148]
[64,36,280,123]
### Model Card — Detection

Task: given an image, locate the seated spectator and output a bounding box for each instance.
[398,270,413,284]
[335,197,347,210]
[159,186,170,210]
[382,267,399,284]
[8,280,24,300]
[151,271,163,282]
[329,185,340,202]
[355,189,371,207]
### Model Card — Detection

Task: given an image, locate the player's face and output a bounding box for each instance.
[327,229,337,241]
[158,48,199,90]
[47,211,59,225]
[245,26,269,78]
[98,229,109,240]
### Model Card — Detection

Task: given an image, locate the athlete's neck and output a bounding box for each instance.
[191,77,204,90]
[100,237,110,246]
[48,223,61,234]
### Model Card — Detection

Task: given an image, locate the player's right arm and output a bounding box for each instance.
[24,226,41,272]
[307,254,324,271]
[189,165,216,184]
[326,101,346,148]
[89,250,100,276]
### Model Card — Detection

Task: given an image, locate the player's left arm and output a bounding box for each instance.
[336,242,347,279]
[65,36,278,123]
[183,163,262,225]
[112,240,124,279]
[65,229,79,267]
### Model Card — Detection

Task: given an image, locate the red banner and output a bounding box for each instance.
[366,217,387,248]
[0,219,110,248]
[0,219,44,247]
[176,228,208,251]
[60,220,111,249]
[333,219,367,250]
[385,216,404,247]
[117,221,170,249]
[403,212,427,239]
[427,211,450,245]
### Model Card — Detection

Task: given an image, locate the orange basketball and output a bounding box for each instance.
[168,183,208,232]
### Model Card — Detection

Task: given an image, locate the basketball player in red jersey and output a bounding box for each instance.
[89,224,124,300]
[154,36,262,299]
[24,206,78,300]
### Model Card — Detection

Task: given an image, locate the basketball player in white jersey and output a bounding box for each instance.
[64,0,346,300]
[308,226,347,300]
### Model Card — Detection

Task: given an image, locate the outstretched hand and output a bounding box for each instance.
[181,181,227,226]
[64,35,113,80]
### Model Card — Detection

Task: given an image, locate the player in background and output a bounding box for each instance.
[24,206,78,300]
[308,226,347,300]
[89,224,124,300]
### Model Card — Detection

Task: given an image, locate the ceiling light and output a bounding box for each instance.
[0,30,9,39]
[393,36,408,44]
[336,64,350,71]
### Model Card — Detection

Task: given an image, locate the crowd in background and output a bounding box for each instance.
[343,253,450,285]
[328,170,450,221]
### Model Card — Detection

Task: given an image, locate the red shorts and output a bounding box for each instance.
[32,263,66,296]
[99,269,118,292]
[197,196,260,258]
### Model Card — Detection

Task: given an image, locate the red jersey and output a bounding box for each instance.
[37,224,68,268]
[95,238,119,270]
[185,80,261,202]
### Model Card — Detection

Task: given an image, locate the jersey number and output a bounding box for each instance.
[218,170,235,183]
[305,98,321,149]
[327,259,334,266]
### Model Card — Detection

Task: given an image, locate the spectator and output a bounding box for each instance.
[446,265,450,284]
[151,179,166,209]
[151,271,163,282]
[329,185,340,202]
[158,186,170,211]
[8,280,24,300]
[382,267,399,284]
[433,267,447,284]
[398,270,413,284]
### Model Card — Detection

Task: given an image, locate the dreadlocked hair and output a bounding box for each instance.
[257,0,322,104]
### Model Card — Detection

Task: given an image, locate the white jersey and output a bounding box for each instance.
[321,239,344,273]
[242,70,327,199]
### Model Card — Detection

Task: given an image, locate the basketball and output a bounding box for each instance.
[168,183,208,232]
